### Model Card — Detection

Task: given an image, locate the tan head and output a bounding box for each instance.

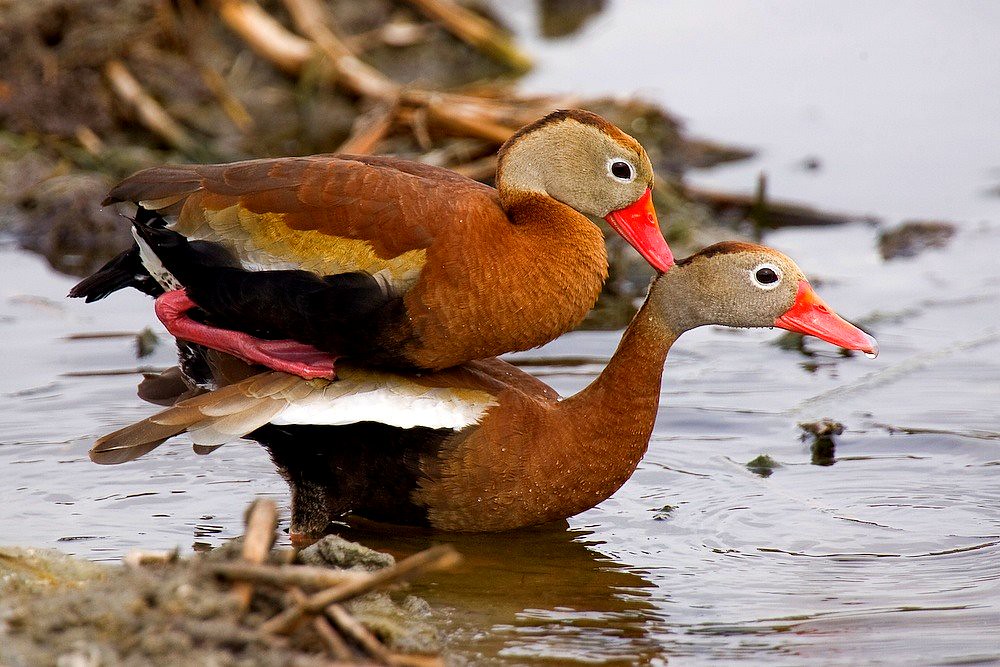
[497,109,673,271]
[649,242,878,355]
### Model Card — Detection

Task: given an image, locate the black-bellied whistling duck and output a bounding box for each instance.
[91,242,877,534]
[69,109,672,378]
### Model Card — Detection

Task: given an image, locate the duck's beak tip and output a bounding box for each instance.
[776,281,878,358]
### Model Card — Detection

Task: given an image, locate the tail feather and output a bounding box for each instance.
[68,246,163,302]
[89,371,310,464]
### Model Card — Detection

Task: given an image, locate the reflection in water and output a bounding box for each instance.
[334,521,666,664]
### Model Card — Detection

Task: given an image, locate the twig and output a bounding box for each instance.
[449,154,497,181]
[282,0,400,100]
[123,549,179,568]
[199,65,255,133]
[313,614,355,661]
[326,603,393,662]
[205,562,367,590]
[403,0,532,72]
[215,0,313,74]
[233,498,278,610]
[388,654,446,667]
[423,99,515,144]
[336,104,396,154]
[259,545,460,635]
[103,60,200,155]
[74,126,104,155]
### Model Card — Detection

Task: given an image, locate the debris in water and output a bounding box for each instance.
[879,220,957,260]
[135,326,159,358]
[746,454,780,477]
[650,504,677,521]
[799,419,845,466]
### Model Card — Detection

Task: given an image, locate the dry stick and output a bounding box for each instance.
[232,498,278,610]
[199,65,255,132]
[219,0,530,149]
[403,0,532,72]
[215,0,312,74]
[423,101,514,144]
[336,104,396,154]
[313,614,355,661]
[103,60,199,155]
[282,0,400,101]
[206,562,368,590]
[450,154,497,181]
[387,654,447,667]
[326,603,393,663]
[259,545,460,636]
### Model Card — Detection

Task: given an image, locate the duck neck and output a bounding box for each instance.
[566,293,677,423]
[557,271,697,493]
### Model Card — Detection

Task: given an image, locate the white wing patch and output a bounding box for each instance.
[271,371,497,431]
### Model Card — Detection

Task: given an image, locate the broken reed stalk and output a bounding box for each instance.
[313,613,357,661]
[233,498,278,609]
[282,0,401,101]
[217,0,527,150]
[403,0,532,72]
[198,66,255,133]
[103,60,199,155]
[326,602,394,662]
[215,0,312,74]
[336,103,397,154]
[259,544,461,636]
[206,561,368,590]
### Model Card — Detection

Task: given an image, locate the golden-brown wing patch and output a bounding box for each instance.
[107,155,506,285]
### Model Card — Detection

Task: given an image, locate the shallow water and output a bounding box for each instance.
[2,2,1000,665]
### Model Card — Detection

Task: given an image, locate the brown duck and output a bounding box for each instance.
[70,109,672,378]
[91,242,877,535]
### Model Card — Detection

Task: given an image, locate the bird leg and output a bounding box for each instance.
[154,290,337,380]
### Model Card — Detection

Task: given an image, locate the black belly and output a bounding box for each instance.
[249,422,453,529]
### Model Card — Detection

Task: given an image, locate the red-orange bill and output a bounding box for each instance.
[775,281,878,356]
[604,188,674,272]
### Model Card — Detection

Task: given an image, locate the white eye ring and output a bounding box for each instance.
[750,262,783,290]
[606,157,636,183]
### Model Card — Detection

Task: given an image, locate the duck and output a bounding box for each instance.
[90,242,877,535]
[70,109,672,377]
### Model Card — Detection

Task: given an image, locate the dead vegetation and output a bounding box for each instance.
[0,0,755,286]
[0,499,459,665]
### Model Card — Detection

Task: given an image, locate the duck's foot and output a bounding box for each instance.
[154,290,337,380]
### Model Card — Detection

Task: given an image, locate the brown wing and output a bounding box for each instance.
[411,358,559,402]
[106,155,505,281]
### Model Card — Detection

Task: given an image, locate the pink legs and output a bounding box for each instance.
[154,290,337,380]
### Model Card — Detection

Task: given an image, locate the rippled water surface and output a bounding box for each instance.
[2,2,999,665]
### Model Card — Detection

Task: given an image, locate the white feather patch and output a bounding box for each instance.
[131,227,182,290]
[270,374,497,431]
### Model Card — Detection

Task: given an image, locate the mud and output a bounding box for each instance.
[0,535,439,664]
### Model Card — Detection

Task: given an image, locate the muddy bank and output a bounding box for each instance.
[0,500,454,665]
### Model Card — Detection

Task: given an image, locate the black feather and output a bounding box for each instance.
[130,218,407,362]
[68,207,173,302]
[68,245,164,302]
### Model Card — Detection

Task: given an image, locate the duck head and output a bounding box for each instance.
[497,109,674,271]
[650,241,878,355]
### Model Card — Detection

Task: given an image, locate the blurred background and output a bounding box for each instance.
[1,1,998,664]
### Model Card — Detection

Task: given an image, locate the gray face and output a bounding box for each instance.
[498,120,655,217]
[650,244,807,332]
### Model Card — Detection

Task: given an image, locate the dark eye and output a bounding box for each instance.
[755,267,779,284]
[610,161,633,180]
[750,262,783,289]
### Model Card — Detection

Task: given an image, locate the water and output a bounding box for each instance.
[2,2,1000,664]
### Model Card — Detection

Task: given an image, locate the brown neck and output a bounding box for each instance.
[554,294,678,508]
